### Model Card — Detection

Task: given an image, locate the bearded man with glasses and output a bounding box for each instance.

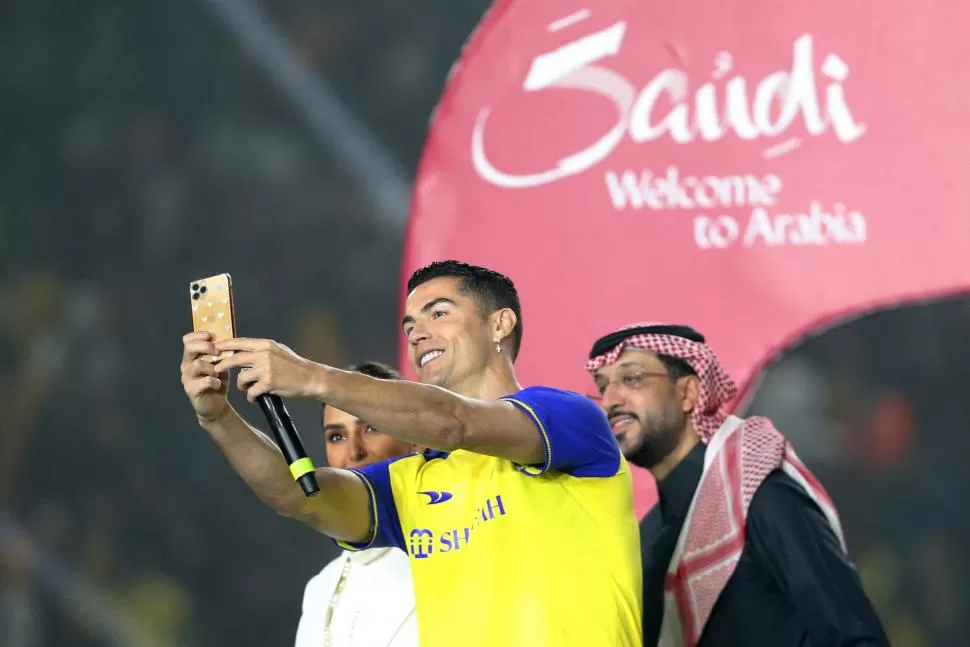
[586,323,888,647]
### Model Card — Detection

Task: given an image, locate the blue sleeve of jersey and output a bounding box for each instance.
[333,457,407,552]
[501,386,621,478]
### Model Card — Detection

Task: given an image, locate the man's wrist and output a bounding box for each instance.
[197,405,235,429]
[306,362,335,401]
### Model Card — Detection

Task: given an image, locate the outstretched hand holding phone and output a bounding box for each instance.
[184,273,319,496]
[183,278,373,522]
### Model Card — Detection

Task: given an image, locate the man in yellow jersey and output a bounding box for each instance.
[179,260,642,646]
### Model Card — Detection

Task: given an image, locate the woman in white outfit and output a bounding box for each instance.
[294,362,419,647]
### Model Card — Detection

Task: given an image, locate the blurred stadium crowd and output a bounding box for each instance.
[1,1,968,646]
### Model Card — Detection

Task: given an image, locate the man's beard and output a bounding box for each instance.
[626,401,687,470]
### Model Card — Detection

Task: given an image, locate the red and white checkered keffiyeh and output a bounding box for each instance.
[587,323,846,647]
[585,322,738,443]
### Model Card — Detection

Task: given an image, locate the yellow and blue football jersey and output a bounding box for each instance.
[337,386,642,646]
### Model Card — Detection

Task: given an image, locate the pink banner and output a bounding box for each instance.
[402,0,970,517]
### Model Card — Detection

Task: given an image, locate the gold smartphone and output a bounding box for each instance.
[189,273,237,362]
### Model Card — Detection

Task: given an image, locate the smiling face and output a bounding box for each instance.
[402,276,498,389]
[593,348,695,467]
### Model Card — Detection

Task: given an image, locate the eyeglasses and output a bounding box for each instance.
[586,371,672,401]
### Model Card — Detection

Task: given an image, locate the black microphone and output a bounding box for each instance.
[257,394,320,497]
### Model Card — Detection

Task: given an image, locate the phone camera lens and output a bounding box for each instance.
[200,285,207,294]
[192,292,201,300]
[191,283,199,291]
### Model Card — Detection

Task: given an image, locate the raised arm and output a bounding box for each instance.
[180,332,370,542]
[212,338,547,465]
[311,366,548,464]
[212,338,620,477]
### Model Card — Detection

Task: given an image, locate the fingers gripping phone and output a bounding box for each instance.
[189,273,237,362]
[187,272,319,497]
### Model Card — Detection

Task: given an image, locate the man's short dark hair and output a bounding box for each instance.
[407,260,523,361]
[323,361,402,414]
